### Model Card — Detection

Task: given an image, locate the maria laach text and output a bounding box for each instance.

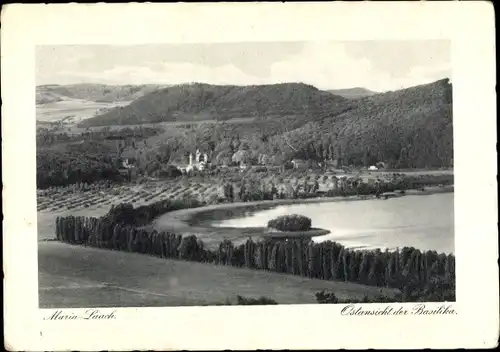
[44,309,117,321]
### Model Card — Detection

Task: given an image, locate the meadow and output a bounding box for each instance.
[39,241,398,308]
[36,98,130,123]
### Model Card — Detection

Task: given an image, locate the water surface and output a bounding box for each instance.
[213,193,454,254]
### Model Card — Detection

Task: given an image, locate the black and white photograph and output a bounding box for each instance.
[36,41,455,308]
[3,2,497,351]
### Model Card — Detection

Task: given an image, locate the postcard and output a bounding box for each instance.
[2,2,498,350]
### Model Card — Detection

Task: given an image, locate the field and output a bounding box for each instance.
[39,241,398,308]
[36,98,130,123]
[37,179,216,240]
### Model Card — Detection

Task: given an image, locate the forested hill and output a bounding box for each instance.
[36,84,168,104]
[36,79,453,187]
[268,78,453,168]
[79,82,353,126]
[76,79,453,168]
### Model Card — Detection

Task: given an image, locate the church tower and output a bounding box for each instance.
[195,149,201,164]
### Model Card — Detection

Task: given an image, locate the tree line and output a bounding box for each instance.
[37,126,160,147]
[219,173,453,204]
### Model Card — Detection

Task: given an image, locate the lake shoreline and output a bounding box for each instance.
[150,185,454,248]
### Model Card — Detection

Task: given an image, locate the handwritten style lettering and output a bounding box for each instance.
[341,304,456,316]
[44,309,117,320]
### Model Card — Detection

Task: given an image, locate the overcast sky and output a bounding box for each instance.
[36,41,451,92]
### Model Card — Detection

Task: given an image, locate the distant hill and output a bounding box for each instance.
[80,82,353,127]
[36,84,169,105]
[327,87,377,99]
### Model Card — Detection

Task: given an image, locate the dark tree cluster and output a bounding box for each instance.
[36,127,166,188]
[37,126,160,148]
[102,197,205,227]
[267,214,312,232]
[36,146,124,189]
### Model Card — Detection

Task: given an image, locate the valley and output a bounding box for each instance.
[36,78,455,307]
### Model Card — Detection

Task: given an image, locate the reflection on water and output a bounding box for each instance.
[212,193,455,254]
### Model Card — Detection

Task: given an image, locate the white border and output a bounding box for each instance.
[2,2,498,350]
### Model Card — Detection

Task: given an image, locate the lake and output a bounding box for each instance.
[212,193,455,254]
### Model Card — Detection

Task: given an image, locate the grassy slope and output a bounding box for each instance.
[39,241,398,308]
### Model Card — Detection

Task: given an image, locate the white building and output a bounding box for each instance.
[183,149,209,173]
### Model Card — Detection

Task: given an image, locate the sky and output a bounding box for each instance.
[36,41,451,92]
